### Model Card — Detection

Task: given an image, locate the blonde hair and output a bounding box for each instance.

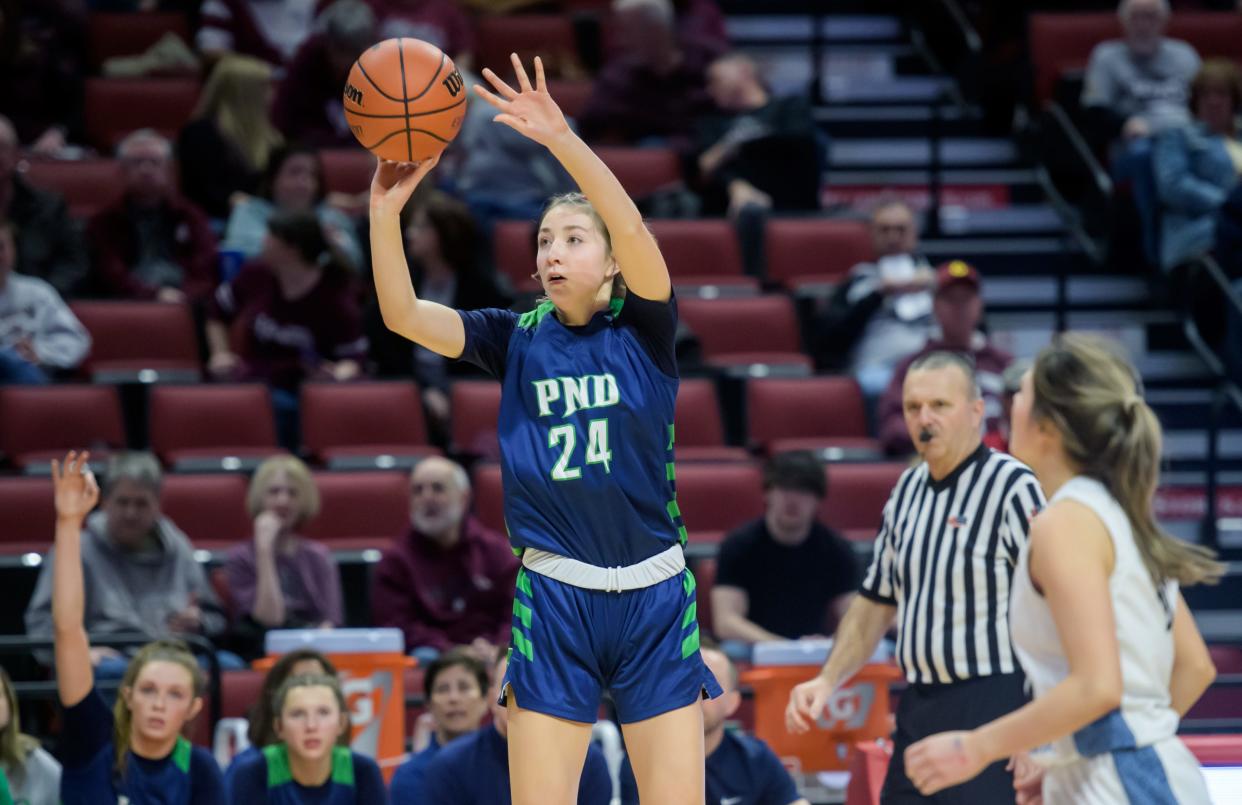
[1031,334,1224,586]
[247,456,320,527]
[194,55,283,172]
[0,667,39,776]
[538,192,627,300]
[114,640,205,775]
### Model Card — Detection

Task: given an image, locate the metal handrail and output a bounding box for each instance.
[0,633,223,736]
[1045,101,1113,199]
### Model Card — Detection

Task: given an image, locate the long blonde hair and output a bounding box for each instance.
[1031,334,1224,586]
[113,640,205,774]
[194,54,282,171]
[0,667,38,775]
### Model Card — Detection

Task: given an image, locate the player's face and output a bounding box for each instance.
[699,649,739,734]
[536,208,616,305]
[903,366,983,464]
[1008,369,1040,466]
[409,460,468,536]
[429,664,488,739]
[103,478,161,550]
[272,154,320,211]
[261,470,303,532]
[124,660,201,745]
[871,204,917,257]
[275,685,346,763]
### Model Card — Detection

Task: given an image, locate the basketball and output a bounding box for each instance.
[343,38,468,163]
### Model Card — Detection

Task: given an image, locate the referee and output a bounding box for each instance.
[786,351,1045,803]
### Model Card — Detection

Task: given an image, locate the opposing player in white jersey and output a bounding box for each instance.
[905,334,1223,804]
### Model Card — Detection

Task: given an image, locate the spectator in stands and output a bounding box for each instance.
[224,456,344,660]
[222,144,363,271]
[389,648,491,801]
[712,452,858,654]
[177,55,283,222]
[578,0,716,147]
[372,457,519,663]
[0,220,91,384]
[694,53,821,217]
[418,648,612,803]
[273,0,377,148]
[224,649,339,788]
[366,0,475,70]
[619,641,809,805]
[207,209,367,450]
[814,198,935,397]
[1082,0,1200,145]
[876,261,1014,456]
[0,666,61,805]
[87,129,219,303]
[1148,59,1242,271]
[0,115,89,295]
[197,0,320,66]
[25,452,233,676]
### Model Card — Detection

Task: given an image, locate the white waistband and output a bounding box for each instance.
[521,544,685,592]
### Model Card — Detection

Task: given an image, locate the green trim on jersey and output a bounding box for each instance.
[517,301,556,330]
[264,744,354,788]
[0,767,13,805]
[330,746,354,785]
[172,736,192,774]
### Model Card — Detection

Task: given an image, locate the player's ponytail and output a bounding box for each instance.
[1031,334,1223,586]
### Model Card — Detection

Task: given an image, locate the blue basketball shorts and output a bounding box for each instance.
[500,566,723,724]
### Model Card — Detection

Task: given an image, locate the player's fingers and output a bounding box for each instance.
[533,56,547,92]
[492,113,526,132]
[510,52,533,92]
[50,458,60,481]
[472,83,509,111]
[480,67,518,100]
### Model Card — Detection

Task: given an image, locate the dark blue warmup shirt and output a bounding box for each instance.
[225,744,386,804]
[619,730,801,805]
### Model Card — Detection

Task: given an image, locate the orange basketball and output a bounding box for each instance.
[343,38,468,163]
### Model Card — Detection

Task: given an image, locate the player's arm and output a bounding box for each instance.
[1169,590,1216,717]
[368,159,466,358]
[50,451,101,708]
[473,55,670,302]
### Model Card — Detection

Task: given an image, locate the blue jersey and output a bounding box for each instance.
[386,734,439,802]
[225,744,387,805]
[59,688,225,805]
[459,294,685,568]
[619,730,801,805]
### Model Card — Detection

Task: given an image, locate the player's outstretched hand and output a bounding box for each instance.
[369,157,439,215]
[52,450,99,526]
[905,730,988,795]
[473,54,570,148]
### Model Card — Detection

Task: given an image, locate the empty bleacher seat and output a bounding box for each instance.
[471,462,505,534]
[492,220,540,295]
[70,300,201,382]
[765,218,873,290]
[84,77,201,151]
[747,376,880,457]
[474,14,580,77]
[596,147,682,199]
[450,380,502,460]
[160,473,251,550]
[646,219,758,291]
[302,471,409,551]
[673,462,764,545]
[674,378,748,461]
[318,149,377,196]
[546,79,594,121]
[678,296,811,373]
[87,11,191,69]
[148,385,278,470]
[0,386,126,470]
[301,382,439,468]
[821,462,908,542]
[0,477,57,554]
[20,160,123,219]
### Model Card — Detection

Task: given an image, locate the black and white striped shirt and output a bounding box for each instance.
[860,444,1046,685]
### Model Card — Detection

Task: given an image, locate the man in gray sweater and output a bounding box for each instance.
[0,219,89,383]
[24,452,232,675]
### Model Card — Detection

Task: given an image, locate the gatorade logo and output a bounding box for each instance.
[815,682,876,731]
[342,671,393,757]
[344,83,363,105]
[442,69,464,97]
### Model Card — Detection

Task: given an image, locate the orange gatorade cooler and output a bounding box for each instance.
[259,628,416,783]
[740,641,901,773]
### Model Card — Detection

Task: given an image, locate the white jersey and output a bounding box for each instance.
[1009,475,1210,804]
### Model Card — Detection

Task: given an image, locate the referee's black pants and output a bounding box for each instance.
[882,672,1028,805]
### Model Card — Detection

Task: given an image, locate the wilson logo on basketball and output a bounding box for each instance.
[442,69,464,97]
[344,82,363,105]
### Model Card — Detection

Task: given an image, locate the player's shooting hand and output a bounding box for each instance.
[370,157,439,215]
[52,451,99,526]
[473,54,570,148]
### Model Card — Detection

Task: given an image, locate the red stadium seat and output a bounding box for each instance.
[1209,644,1242,673]
[674,462,764,544]
[546,79,593,121]
[1028,13,1242,105]
[675,378,748,461]
[492,220,540,295]
[301,382,439,467]
[0,477,57,554]
[678,296,811,372]
[450,381,503,460]
[160,473,251,550]
[747,376,879,456]
[318,149,377,196]
[84,77,201,151]
[19,159,123,219]
[1182,734,1242,766]
[647,219,757,291]
[188,668,265,747]
[691,555,717,639]
[474,14,580,77]
[596,147,682,199]
[0,386,126,469]
[822,462,909,542]
[148,385,278,469]
[765,218,873,290]
[471,462,506,534]
[87,11,191,69]
[302,471,409,550]
[70,300,201,381]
